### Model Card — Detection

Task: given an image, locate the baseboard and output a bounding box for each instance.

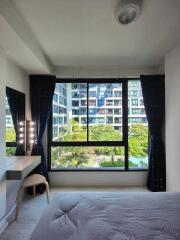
[0,219,8,235]
[0,202,17,236]
[6,202,16,223]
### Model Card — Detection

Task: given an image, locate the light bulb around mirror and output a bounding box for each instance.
[19,121,24,126]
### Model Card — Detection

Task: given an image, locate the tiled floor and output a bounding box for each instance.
[1,186,148,240]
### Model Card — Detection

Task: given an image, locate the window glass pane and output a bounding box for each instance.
[51,146,124,169]
[89,83,123,141]
[6,147,16,156]
[128,80,148,169]
[52,83,87,141]
[5,97,16,143]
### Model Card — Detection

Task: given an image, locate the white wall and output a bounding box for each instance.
[6,59,31,119]
[165,44,180,192]
[5,58,31,217]
[0,50,7,233]
[50,171,147,187]
[0,49,30,232]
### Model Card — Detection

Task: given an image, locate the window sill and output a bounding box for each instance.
[49,167,148,172]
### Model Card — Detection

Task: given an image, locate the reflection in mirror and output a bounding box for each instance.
[6,87,25,156]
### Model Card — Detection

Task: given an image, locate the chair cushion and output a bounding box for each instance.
[22,174,46,187]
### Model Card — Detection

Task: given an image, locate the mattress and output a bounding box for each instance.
[30,192,180,240]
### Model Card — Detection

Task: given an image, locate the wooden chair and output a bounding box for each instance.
[15,174,49,221]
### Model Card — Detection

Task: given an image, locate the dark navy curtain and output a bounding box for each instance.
[6,87,25,156]
[140,75,166,192]
[30,75,55,193]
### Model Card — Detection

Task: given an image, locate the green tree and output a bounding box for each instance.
[51,120,88,167]
[100,159,124,167]
[91,125,123,165]
[51,122,148,168]
[63,147,87,167]
[6,147,16,156]
[128,124,148,157]
[6,127,16,142]
[63,120,86,142]
[6,127,16,156]
[51,146,88,168]
[51,147,62,168]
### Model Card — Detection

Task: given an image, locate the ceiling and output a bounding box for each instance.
[4,0,180,68]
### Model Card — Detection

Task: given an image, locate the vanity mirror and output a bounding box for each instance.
[6,87,25,156]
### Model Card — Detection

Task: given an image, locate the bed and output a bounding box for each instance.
[30,192,180,240]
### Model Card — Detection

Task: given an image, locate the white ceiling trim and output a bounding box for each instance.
[0,0,53,74]
[55,65,163,78]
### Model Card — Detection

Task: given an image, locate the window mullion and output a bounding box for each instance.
[87,83,89,142]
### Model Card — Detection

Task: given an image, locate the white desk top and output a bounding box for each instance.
[6,156,41,180]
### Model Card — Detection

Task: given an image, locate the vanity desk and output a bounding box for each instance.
[6,156,41,180]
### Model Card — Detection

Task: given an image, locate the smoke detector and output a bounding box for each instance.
[115,0,143,25]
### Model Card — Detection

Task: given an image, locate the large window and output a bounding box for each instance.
[48,79,148,170]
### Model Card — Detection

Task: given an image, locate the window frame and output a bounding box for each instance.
[6,141,17,148]
[48,78,147,172]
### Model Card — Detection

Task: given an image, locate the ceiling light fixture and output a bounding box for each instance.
[115,0,143,25]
